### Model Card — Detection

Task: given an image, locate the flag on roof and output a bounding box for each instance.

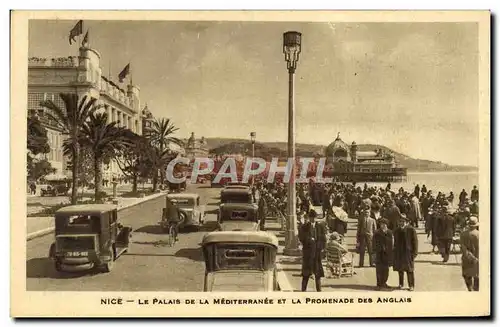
[118,63,130,83]
[69,20,83,45]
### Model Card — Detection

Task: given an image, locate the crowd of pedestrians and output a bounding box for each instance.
[255,179,480,292]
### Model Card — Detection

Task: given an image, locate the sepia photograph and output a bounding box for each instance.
[11,10,490,317]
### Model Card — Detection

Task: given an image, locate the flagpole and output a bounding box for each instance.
[108,59,111,80]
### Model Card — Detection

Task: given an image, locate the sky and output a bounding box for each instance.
[28,20,479,166]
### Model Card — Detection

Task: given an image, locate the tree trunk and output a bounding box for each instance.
[132,174,138,194]
[71,143,79,205]
[160,169,165,186]
[94,154,103,203]
[152,168,158,192]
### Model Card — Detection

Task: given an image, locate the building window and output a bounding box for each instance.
[28,93,44,111]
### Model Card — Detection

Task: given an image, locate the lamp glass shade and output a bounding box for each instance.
[283,31,302,71]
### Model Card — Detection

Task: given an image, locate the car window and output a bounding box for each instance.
[215,245,264,270]
[67,215,100,226]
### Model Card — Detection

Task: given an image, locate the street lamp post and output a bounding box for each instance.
[283,31,302,256]
[250,132,256,187]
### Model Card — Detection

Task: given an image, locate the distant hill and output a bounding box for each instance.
[205,138,477,172]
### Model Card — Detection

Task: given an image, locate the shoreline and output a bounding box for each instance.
[407,171,478,175]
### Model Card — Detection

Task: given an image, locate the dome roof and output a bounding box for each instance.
[325,133,350,157]
[142,104,153,118]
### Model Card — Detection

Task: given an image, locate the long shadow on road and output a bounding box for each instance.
[123,248,204,262]
[133,221,218,236]
[26,258,100,279]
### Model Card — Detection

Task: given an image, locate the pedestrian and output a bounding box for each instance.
[421,184,427,194]
[414,184,420,198]
[470,200,479,216]
[356,208,377,267]
[393,214,418,291]
[428,209,439,253]
[471,186,479,202]
[258,191,267,231]
[30,182,36,195]
[460,216,479,291]
[374,218,393,290]
[436,207,455,263]
[459,189,468,206]
[384,199,401,231]
[408,193,422,228]
[298,209,327,291]
[322,186,332,218]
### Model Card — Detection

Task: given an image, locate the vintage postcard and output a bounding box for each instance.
[11,10,490,317]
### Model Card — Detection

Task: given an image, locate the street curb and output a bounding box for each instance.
[26,192,168,241]
[26,227,55,241]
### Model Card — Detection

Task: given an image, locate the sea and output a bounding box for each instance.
[362,171,480,198]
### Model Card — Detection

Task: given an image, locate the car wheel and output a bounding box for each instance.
[102,246,115,273]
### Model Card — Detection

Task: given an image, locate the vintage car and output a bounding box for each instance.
[224,182,250,189]
[220,187,254,204]
[218,203,260,231]
[160,193,205,231]
[167,179,187,193]
[48,204,132,273]
[201,231,279,291]
[40,179,70,197]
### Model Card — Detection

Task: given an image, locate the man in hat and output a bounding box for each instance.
[393,214,418,291]
[356,207,377,267]
[460,216,479,291]
[471,185,479,202]
[374,218,394,290]
[436,206,456,263]
[298,209,327,291]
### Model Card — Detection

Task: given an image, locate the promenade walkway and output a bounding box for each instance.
[269,212,466,292]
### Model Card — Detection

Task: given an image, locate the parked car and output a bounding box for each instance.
[201,231,280,291]
[48,204,132,273]
[160,193,205,232]
[40,180,70,197]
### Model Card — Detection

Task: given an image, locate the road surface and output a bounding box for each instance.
[26,184,221,291]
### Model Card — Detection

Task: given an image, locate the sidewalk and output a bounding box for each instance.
[270,213,466,292]
[26,191,167,241]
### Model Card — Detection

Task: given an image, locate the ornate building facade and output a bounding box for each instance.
[28,46,143,181]
[320,133,407,181]
[183,132,209,160]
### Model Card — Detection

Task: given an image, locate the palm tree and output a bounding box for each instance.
[40,94,100,204]
[146,118,183,187]
[80,112,132,203]
[115,132,152,194]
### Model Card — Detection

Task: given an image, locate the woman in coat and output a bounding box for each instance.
[393,215,418,291]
